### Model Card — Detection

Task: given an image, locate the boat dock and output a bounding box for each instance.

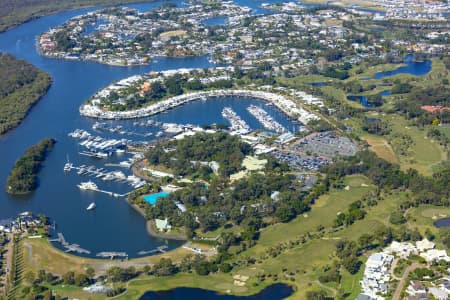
[222,107,251,134]
[96,251,128,259]
[49,233,91,255]
[64,163,146,191]
[247,104,287,133]
[137,245,168,255]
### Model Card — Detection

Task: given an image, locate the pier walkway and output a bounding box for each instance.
[49,233,90,254]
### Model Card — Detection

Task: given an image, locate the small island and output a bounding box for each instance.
[6,137,56,194]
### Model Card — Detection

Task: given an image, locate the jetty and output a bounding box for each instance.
[64,162,146,190]
[49,233,91,255]
[96,251,128,259]
[221,107,251,134]
[137,245,168,255]
[247,104,287,133]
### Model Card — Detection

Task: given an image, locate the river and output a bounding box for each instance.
[0,0,302,258]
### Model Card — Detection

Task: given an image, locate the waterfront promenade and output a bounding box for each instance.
[80,89,319,124]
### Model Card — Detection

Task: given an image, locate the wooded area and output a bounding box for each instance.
[6,137,56,194]
[0,52,51,135]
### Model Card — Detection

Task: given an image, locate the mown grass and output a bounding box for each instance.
[383,115,446,175]
[360,134,398,163]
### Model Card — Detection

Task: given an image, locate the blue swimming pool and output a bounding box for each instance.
[143,192,169,205]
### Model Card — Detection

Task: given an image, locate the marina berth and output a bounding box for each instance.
[80,89,320,125]
[221,107,251,134]
[247,104,287,133]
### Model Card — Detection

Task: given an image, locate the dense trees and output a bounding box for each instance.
[0,53,51,135]
[145,132,252,179]
[6,137,56,194]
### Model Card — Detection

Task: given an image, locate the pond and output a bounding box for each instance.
[374,54,432,79]
[140,284,294,300]
[347,90,391,107]
[434,218,450,228]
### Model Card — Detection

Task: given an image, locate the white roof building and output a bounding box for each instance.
[416,239,435,252]
[155,218,172,232]
[384,241,417,259]
[421,249,450,263]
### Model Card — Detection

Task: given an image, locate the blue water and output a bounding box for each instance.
[374,54,432,79]
[143,192,169,205]
[434,218,450,228]
[347,90,391,107]
[140,284,294,300]
[0,1,302,258]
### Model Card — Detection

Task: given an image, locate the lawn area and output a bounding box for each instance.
[383,115,446,175]
[43,284,105,300]
[361,134,398,163]
[22,237,194,275]
[117,272,268,300]
[437,124,450,138]
[23,238,93,275]
[251,175,374,254]
[407,206,450,235]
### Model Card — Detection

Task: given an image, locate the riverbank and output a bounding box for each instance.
[0,52,52,136]
[146,221,187,241]
[126,194,188,241]
[80,89,319,124]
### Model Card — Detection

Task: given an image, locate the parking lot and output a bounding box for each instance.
[290,132,358,159]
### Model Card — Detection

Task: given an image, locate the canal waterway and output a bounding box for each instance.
[0,0,303,258]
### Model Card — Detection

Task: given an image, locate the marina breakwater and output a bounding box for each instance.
[80,89,319,124]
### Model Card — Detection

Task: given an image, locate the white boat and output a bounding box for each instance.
[63,162,73,172]
[77,181,98,191]
[86,202,96,210]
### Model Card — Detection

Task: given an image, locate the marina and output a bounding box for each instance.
[93,121,153,137]
[247,104,287,133]
[69,129,128,157]
[221,107,251,134]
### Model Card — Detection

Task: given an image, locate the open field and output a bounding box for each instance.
[437,125,450,138]
[22,237,194,275]
[361,135,398,163]
[383,115,446,175]
[407,206,450,238]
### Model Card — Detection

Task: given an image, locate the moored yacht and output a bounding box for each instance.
[77,181,98,191]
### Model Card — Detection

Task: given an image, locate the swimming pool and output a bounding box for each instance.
[143,192,169,205]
